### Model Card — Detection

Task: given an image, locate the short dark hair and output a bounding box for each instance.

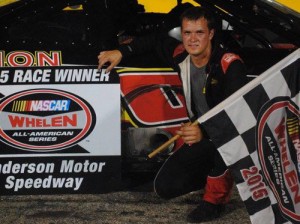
[180,7,216,30]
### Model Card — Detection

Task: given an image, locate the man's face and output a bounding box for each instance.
[181,17,214,57]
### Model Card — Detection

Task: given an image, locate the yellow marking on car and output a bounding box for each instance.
[214,4,231,16]
[63,5,83,11]
[0,0,18,7]
[122,109,138,128]
[276,0,300,13]
[116,67,174,73]
[137,0,199,13]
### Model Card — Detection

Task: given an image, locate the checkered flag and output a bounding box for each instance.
[198,49,300,224]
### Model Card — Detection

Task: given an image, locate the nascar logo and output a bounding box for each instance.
[11,100,71,112]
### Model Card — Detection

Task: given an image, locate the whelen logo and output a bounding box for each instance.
[0,89,96,152]
[256,97,300,223]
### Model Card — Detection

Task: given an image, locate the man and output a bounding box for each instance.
[98,7,247,223]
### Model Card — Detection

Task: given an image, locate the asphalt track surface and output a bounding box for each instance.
[0,175,251,224]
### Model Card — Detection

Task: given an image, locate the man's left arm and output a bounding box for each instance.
[221,53,248,98]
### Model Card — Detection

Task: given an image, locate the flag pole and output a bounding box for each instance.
[148,120,199,158]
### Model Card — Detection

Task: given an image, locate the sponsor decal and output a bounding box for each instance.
[0,66,111,85]
[118,69,188,126]
[0,89,96,152]
[257,97,300,222]
[0,159,106,192]
[0,51,62,67]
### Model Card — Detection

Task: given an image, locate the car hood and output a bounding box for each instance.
[195,0,300,46]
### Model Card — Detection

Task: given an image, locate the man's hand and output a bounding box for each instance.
[98,50,122,73]
[176,122,203,145]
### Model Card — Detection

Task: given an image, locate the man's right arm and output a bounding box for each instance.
[98,33,181,72]
[98,50,123,73]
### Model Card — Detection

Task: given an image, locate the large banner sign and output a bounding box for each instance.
[0,66,121,195]
[198,49,300,224]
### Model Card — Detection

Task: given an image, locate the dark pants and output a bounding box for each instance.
[154,138,228,200]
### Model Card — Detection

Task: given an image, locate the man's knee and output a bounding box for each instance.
[153,175,175,199]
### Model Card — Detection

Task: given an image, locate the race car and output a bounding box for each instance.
[0,0,299,194]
